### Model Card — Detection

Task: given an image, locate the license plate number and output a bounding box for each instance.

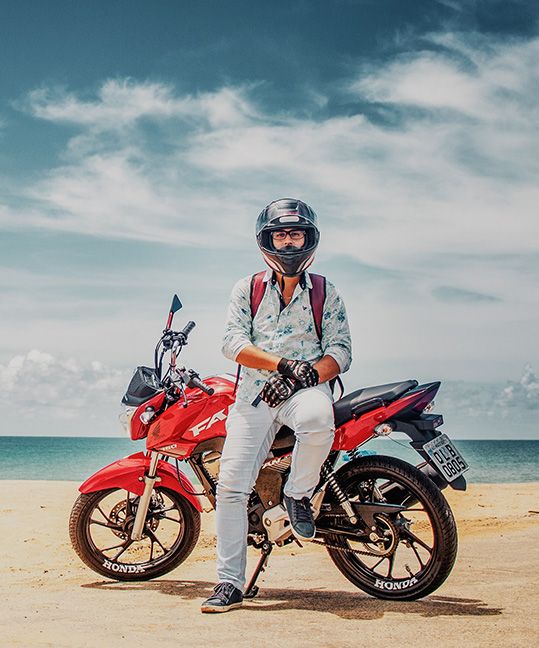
[423,434,469,482]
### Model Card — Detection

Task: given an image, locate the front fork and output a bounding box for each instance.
[131,451,161,541]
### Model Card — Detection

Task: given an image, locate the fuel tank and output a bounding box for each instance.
[146,373,237,458]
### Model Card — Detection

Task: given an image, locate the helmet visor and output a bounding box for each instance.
[270,228,307,247]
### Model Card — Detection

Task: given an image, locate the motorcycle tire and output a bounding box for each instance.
[69,486,201,581]
[324,455,458,601]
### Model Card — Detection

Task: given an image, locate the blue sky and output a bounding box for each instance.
[0,0,537,436]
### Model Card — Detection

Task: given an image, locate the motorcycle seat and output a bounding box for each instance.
[270,380,418,452]
[332,380,418,428]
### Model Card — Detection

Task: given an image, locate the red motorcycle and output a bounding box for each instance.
[69,295,469,600]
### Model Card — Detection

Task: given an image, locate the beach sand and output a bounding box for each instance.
[1,480,538,648]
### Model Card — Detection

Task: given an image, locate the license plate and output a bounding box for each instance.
[423,434,469,482]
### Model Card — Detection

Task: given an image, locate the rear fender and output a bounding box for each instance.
[79,451,203,511]
[330,455,462,510]
[390,418,467,491]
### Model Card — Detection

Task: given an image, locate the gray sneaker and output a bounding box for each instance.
[283,495,316,541]
[200,582,243,613]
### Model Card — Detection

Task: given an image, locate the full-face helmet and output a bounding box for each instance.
[256,198,320,276]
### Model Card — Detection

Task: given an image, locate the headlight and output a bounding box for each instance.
[119,406,137,435]
[140,406,156,425]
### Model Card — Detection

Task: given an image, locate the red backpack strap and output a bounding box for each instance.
[235,272,267,393]
[308,273,326,341]
[250,271,268,320]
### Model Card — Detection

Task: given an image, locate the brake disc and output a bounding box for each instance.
[108,499,159,539]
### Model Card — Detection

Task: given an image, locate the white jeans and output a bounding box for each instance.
[215,385,335,590]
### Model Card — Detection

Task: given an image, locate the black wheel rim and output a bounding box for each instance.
[328,470,439,587]
[84,488,187,571]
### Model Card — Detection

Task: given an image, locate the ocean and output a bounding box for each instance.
[0,436,537,483]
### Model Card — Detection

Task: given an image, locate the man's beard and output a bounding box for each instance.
[281,244,303,252]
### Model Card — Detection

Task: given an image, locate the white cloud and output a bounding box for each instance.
[0,30,537,389]
[353,32,539,133]
[354,54,483,113]
[501,363,539,411]
[26,80,259,130]
[434,0,464,11]
[441,364,539,416]
[0,350,130,435]
[437,364,539,439]
[4,33,536,267]
[1,348,535,437]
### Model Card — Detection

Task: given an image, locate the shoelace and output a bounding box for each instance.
[291,497,313,524]
[214,582,236,597]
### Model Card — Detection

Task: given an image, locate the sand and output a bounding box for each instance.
[1,480,538,648]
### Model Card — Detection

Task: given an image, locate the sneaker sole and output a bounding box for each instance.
[291,529,316,542]
[200,601,243,613]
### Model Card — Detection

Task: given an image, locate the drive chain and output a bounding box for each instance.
[312,537,382,557]
[313,513,397,557]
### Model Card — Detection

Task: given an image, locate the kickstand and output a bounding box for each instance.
[243,541,273,599]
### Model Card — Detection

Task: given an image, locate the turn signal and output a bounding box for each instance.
[423,400,435,413]
[119,406,137,435]
[374,422,394,436]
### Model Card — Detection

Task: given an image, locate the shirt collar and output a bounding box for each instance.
[263,270,312,289]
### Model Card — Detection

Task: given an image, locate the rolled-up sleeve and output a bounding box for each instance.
[321,282,352,373]
[221,277,253,362]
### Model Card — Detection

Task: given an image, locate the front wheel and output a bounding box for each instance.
[69,486,201,581]
[323,455,458,600]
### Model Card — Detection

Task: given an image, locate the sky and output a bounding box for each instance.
[0,0,537,437]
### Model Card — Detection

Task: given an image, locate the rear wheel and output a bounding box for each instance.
[69,486,200,581]
[323,456,458,600]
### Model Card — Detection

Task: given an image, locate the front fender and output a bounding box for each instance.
[79,451,203,511]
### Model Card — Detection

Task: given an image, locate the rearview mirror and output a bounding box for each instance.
[171,294,182,313]
[166,294,183,329]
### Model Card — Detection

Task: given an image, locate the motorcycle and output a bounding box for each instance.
[69,295,469,601]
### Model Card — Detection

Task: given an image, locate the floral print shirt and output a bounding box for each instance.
[222,270,352,403]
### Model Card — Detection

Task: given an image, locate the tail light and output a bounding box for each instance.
[411,386,440,413]
[393,382,441,418]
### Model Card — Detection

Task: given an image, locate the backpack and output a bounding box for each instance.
[249,270,326,340]
[234,271,344,396]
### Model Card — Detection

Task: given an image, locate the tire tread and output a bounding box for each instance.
[69,487,201,581]
[325,455,458,600]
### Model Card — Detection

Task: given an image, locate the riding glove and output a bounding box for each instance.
[277,358,319,388]
[260,375,298,407]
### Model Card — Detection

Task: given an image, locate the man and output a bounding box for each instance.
[201,198,352,613]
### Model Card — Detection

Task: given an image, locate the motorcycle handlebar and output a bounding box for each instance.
[161,321,196,349]
[180,320,196,340]
[187,370,215,395]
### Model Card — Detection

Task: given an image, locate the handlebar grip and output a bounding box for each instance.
[190,375,215,396]
[181,321,196,339]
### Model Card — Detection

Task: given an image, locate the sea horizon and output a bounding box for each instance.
[1,436,537,484]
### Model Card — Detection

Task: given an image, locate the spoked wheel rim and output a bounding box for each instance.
[84,488,187,570]
[338,474,437,583]
[324,457,457,599]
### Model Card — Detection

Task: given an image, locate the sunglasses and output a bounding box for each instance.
[271,229,306,241]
